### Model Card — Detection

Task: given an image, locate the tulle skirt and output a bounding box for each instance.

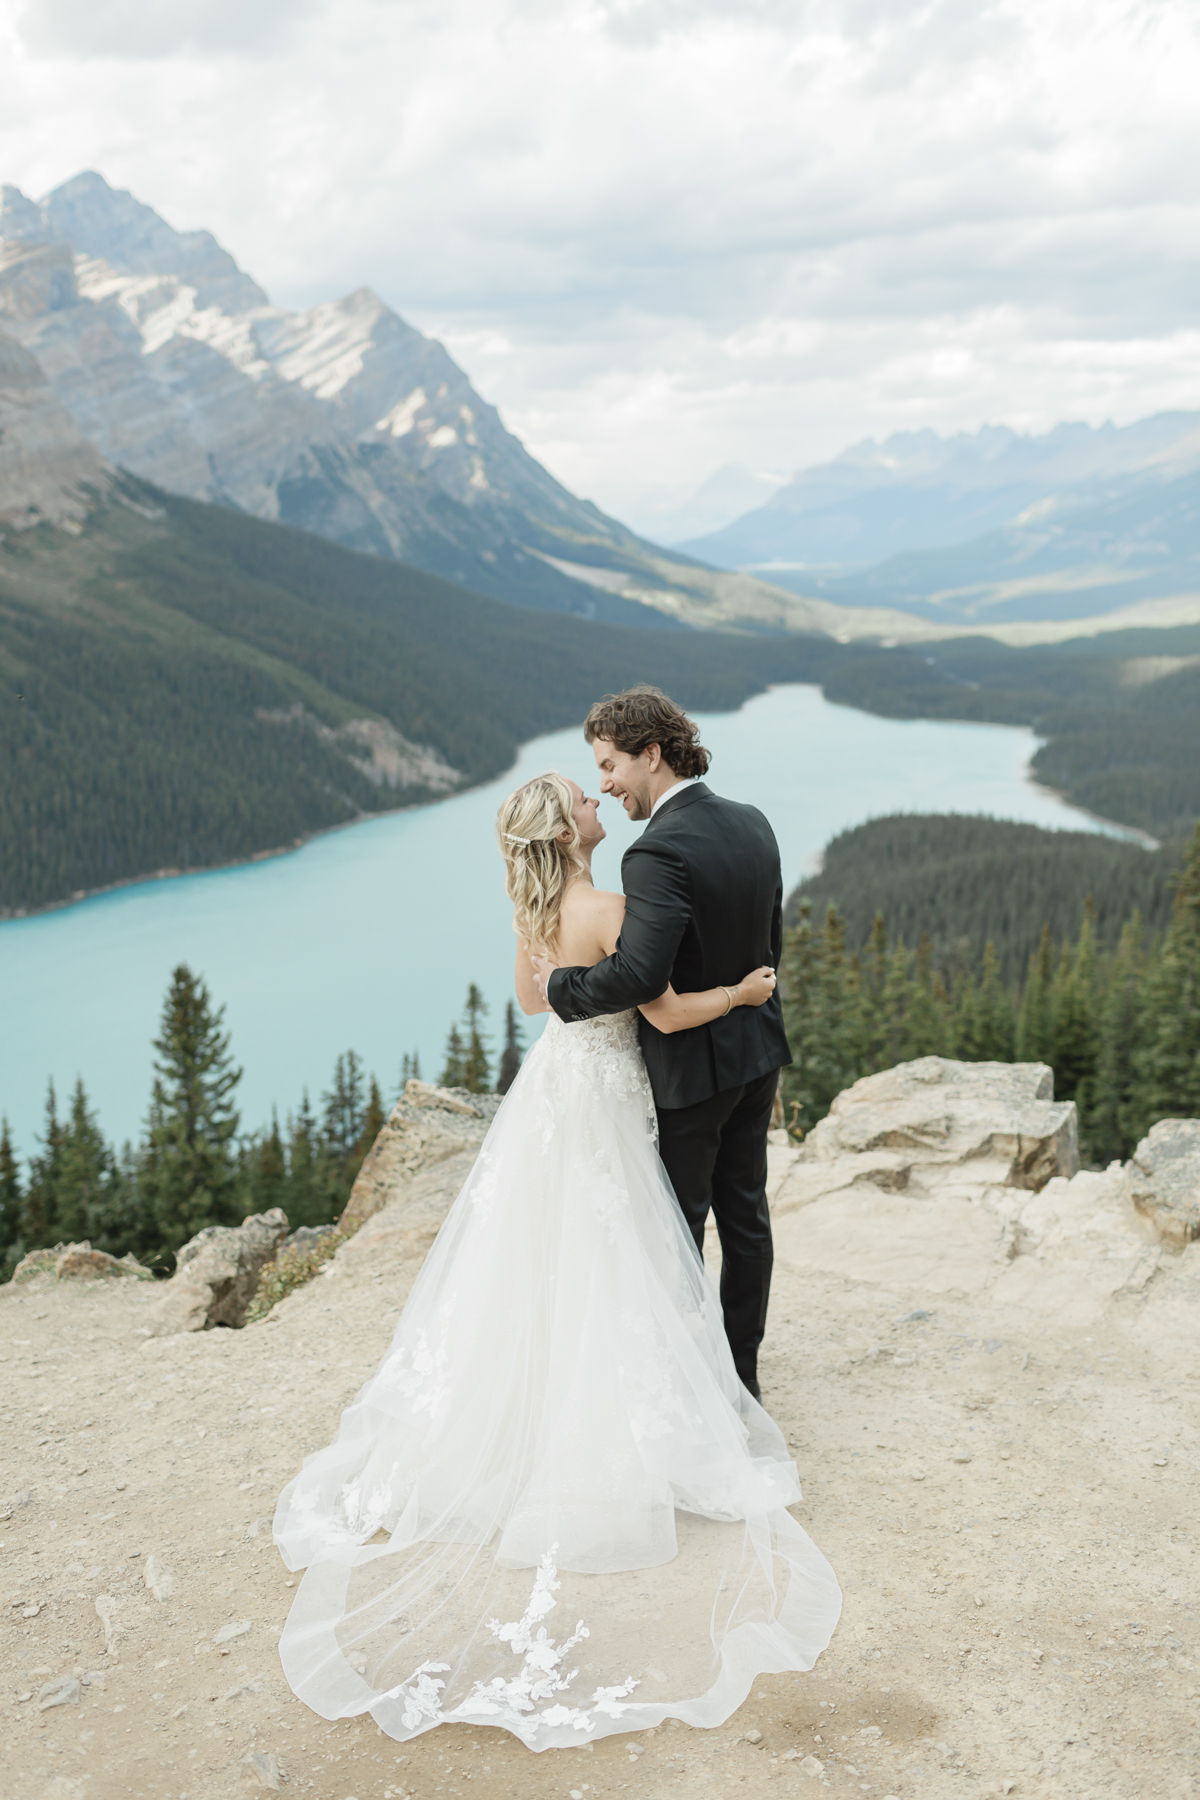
[273,1010,841,1748]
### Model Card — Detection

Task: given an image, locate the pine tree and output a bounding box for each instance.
[953,969,982,1060]
[780,904,863,1135]
[398,1050,422,1093]
[974,940,1016,1061]
[283,1092,327,1230]
[1051,904,1100,1119]
[341,1077,386,1200]
[880,940,919,1065]
[496,1000,525,1094]
[1017,924,1055,1063]
[320,1052,366,1164]
[860,912,890,1068]
[903,933,952,1061]
[461,985,492,1093]
[139,965,243,1255]
[21,1081,65,1250]
[1090,912,1147,1164]
[51,1078,146,1257]
[0,1117,22,1268]
[440,1022,468,1089]
[243,1111,288,1215]
[1133,823,1200,1126]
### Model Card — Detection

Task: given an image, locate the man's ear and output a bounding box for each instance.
[645,743,662,773]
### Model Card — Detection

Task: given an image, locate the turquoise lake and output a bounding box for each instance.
[0,684,1135,1157]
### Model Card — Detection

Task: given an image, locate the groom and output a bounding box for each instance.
[535,685,791,1400]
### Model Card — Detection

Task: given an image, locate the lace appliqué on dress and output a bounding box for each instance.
[446,1548,639,1738]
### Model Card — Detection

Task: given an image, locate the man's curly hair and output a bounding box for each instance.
[583,686,711,779]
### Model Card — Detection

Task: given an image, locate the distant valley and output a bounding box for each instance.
[679,415,1200,629]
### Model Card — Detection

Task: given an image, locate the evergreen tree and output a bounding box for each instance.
[1134,823,1200,1126]
[340,1077,386,1201]
[461,985,492,1093]
[880,940,919,1065]
[55,1078,112,1244]
[139,965,243,1255]
[321,1052,367,1163]
[1017,924,1055,1063]
[0,1117,22,1269]
[953,969,982,1060]
[903,934,952,1061]
[860,912,890,1068]
[1090,913,1147,1164]
[496,1000,525,1094]
[283,1092,328,1230]
[780,904,864,1135]
[1051,904,1100,1117]
[974,940,1016,1061]
[21,1081,65,1250]
[315,1051,371,1217]
[398,1050,422,1093]
[242,1111,288,1215]
[439,1022,468,1089]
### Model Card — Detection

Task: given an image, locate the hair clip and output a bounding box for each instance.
[504,832,531,844]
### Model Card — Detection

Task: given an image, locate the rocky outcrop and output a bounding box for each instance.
[6,1240,153,1285]
[1125,1118,1200,1248]
[769,1058,1142,1316]
[147,1208,289,1335]
[786,1057,1078,1203]
[337,1080,501,1235]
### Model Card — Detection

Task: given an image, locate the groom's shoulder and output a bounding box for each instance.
[678,786,773,835]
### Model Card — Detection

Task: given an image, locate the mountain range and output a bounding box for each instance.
[681,415,1200,627]
[1,171,920,641]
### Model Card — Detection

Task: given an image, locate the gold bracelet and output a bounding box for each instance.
[721,985,736,1016]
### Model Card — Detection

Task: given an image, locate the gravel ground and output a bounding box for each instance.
[3,1156,1198,1800]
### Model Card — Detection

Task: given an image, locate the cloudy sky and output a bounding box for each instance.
[3,0,1199,523]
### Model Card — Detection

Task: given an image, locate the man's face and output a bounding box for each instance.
[591,737,658,822]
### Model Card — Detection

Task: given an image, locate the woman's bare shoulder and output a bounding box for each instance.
[562,884,624,922]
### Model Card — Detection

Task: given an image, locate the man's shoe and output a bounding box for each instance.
[741,1376,761,1403]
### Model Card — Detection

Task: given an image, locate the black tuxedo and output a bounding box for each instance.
[547,782,791,1390]
[547,782,791,1108]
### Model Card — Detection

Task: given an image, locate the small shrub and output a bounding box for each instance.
[246,1228,345,1323]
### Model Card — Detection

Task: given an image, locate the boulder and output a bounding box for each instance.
[338,1081,500,1235]
[772,1058,1083,1303]
[147,1208,289,1335]
[8,1241,153,1285]
[793,1058,1078,1197]
[1125,1119,1200,1249]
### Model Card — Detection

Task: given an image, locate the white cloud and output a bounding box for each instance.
[2,0,1199,515]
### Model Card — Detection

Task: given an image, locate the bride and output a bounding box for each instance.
[273,772,841,1749]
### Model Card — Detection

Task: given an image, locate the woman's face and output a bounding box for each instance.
[563,778,604,849]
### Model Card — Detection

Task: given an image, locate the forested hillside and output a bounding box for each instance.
[789,814,1176,982]
[781,818,1200,1167]
[4,473,1200,913]
[0,479,837,912]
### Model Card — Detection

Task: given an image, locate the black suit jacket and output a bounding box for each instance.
[547,783,792,1110]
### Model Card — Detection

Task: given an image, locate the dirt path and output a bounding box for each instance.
[4,1156,1198,1800]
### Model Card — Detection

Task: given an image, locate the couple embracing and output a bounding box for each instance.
[273,687,842,1750]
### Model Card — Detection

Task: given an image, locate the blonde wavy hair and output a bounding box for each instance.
[496,771,582,954]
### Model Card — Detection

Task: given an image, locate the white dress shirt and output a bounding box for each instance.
[648,776,700,820]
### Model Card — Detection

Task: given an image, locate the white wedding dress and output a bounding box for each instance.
[273,1010,841,1749]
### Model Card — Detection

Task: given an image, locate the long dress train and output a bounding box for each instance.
[273,1009,841,1748]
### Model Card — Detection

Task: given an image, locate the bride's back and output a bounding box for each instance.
[553,879,624,970]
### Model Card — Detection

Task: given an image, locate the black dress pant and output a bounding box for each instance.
[655,1068,778,1391]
